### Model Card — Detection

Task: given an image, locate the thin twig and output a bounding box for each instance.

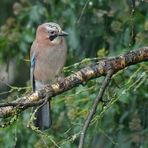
[0,100,44,108]
[76,0,90,24]
[28,97,60,148]
[129,0,136,46]
[78,70,114,148]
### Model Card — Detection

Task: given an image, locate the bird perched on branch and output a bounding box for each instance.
[30,22,68,130]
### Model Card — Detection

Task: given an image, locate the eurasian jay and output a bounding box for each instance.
[30,22,68,130]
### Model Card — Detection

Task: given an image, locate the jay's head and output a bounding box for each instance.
[36,22,68,44]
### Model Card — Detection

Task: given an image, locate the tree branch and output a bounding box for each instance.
[0,47,147,118]
[78,70,113,148]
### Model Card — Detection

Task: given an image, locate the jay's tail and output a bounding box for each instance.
[33,101,52,130]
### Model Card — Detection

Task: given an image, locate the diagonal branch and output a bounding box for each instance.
[0,47,148,118]
[78,70,114,148]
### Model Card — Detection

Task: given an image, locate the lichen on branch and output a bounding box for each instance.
[0,47,148,118]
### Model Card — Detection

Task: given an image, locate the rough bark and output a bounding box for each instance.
[0,47,148,118]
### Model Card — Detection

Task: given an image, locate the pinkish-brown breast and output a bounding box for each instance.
[30,38,67,83]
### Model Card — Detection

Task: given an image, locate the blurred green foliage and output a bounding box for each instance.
[0,0,148,147]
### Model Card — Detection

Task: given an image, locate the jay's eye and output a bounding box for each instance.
[51,31,55,34]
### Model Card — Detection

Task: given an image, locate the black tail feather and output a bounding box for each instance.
[33,101,52,130]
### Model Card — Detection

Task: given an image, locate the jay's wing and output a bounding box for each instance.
[30,52,36,91]
[30,50,52,130]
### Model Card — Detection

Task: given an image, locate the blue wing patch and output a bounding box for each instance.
[30,53,36,91]
[31,53,36,68]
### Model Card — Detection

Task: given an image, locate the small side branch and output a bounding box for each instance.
[78,70,114,148]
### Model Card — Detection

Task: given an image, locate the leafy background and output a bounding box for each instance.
[0,0,148,147]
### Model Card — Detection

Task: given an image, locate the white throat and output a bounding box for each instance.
[51,36,62,44]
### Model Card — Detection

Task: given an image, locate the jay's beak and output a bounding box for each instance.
[49,31,68,41]
[58,31,68,36]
